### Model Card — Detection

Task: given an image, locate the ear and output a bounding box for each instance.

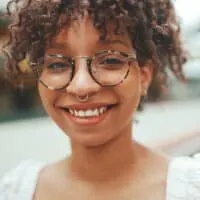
[139,60,153,96]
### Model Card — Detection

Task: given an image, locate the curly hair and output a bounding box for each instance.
[3,0,187,103]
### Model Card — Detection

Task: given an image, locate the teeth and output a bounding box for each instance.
[69,109,74,115]
[100,107,106,114]
[93,109,98,116]
[68,106,108,118]
[78,110,85,117]
[74,110,78,116]
[85,110,93,116]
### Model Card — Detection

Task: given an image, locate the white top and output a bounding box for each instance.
[1,157,200,200]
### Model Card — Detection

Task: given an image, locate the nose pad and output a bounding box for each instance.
[66,58,101,97]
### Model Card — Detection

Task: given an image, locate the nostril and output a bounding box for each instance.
[66,76,101,95]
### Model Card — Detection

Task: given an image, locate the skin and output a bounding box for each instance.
[35,14,169,200]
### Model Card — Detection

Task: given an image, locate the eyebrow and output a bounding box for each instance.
[99,39,130,48]
[50,43,68,49]
[50,38,130,50]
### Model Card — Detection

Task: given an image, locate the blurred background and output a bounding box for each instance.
[0,0,200,176]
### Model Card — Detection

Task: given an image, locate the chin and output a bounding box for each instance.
[67,129,117,149]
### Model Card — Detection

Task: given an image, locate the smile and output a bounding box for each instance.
[63,105,115,118]
[68,106,108,118]
[59,103,117,126]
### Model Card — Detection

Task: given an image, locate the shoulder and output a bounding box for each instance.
[166,156,200,200]
[0,160,45,200]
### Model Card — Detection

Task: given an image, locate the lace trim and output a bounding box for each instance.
[167,156,200,200]
[0,160,45,200]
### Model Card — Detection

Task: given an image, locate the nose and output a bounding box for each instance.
[66,58,101,97]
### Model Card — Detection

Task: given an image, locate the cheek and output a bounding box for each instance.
[119,67,141,102]
[38,84,56,112]
[115,67,141,119]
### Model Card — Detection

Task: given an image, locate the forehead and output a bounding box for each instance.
[49,15,132,52]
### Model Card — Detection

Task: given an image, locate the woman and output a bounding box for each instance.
[0,0,200,200]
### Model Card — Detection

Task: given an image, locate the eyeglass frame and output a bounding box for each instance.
[30,50,137,90]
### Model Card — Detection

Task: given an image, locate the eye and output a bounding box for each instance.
[46,62,70,73]
[96,54,127,70]
[101,58,124,65]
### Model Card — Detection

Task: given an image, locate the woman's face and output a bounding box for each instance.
[38,15,152,147]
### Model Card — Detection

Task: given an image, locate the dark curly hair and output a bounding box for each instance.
[3,0,187,103]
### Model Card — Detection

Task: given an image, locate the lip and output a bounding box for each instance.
[59,103,117,110]
[59,104,117,126]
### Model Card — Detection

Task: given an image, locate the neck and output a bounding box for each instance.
[68,125,145,182]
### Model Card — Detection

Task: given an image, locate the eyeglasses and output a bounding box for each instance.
[31,50,137,90]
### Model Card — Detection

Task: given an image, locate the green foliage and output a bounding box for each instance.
[0,10,10,31]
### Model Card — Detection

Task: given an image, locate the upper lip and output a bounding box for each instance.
[57,103,117,110]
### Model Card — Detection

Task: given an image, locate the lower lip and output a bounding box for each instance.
[61,108,113,126]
